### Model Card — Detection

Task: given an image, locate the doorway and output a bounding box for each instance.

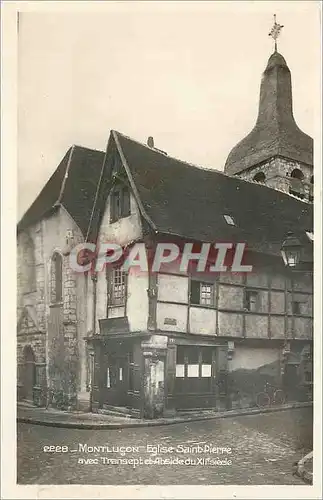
[105,355,129,407]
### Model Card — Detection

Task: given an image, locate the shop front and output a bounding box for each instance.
[87,331,230,418]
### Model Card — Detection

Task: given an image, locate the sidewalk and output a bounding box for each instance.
[17,401,312,430]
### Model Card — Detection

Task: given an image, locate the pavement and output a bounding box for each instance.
[17,406,313,485]
[17,400,312,429]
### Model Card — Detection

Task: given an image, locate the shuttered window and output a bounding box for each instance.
[110,185,131,222]
[191,280,214,306]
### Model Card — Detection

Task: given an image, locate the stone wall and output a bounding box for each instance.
[227,345,282,408]
[17,207,88,409]
[238,157,313,202]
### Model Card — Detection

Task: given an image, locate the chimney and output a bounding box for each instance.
[147,136,154,148]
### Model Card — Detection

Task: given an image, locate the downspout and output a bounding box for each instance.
[91,272,98,334]
[89,271,98,412]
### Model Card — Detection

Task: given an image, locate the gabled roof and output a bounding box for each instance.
[18,145,105,235]
[110,131,312,257]
[224,52,313,175]
[18,131,313,259]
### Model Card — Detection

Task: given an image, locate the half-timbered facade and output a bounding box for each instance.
[17,49,313,417]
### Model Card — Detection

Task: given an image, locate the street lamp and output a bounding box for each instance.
[280,231,303,268]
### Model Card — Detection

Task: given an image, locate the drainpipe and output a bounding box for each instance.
[91,272,98,334]
[89,272,98,412]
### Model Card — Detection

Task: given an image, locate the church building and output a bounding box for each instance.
[17,36,313,417]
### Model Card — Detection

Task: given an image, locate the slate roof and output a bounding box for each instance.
[18,131,313,259]
[224,52,313,175]
[113,131,313,257]
[18,146,105,236]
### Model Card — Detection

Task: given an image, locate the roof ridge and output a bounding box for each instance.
[72,144,105,154]
[113,129,231,176]
[113,129,310,205]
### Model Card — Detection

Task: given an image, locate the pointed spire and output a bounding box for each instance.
[224,50,313,175]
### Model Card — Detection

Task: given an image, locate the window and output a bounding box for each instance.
[290,168,304,180]
[108,268,127,306]
[289,169,305,199]
[223,215,235,226]
[244,290,259,312]
[51,252,63,303]
[110,185,131,222]
[175,346,214,393]
[191,280,214,306]
[253,172,266,183]
[292,300,301,315]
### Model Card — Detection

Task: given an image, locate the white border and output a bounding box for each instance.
[1,1,322,499]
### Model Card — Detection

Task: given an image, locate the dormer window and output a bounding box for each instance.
[110,185,131,222]
[223,215,235,226]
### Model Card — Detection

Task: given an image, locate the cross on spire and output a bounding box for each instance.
[268,14,284,52]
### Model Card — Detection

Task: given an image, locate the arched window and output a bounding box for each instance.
[290,168,304,180]
[51,252,63,303]
[289,169,305,199]
[253,172,266,183]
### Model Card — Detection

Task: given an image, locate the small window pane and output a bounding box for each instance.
[187,364,199,377]
[175,364,185,377]
[200,283,213,305]
[201,364,212,377]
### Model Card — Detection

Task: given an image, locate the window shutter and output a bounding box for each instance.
[190,280,200,304]
[111,190,119,222]
[122,187,131,216]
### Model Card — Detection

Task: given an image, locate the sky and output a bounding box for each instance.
[18,1,321,219]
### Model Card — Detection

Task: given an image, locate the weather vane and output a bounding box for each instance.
[268,14,284,52]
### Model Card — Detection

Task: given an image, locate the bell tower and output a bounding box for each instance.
[224,16,313,202]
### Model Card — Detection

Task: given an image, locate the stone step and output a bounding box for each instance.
[102,404,132,415]
[98,408,132,419]
[99,405,141,419]
[107,405,141,419]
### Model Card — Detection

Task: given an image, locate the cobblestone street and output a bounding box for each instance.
[17,407,312,485]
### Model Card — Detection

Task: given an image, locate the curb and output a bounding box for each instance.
[17,401,312,430]
[295,451,313,485]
